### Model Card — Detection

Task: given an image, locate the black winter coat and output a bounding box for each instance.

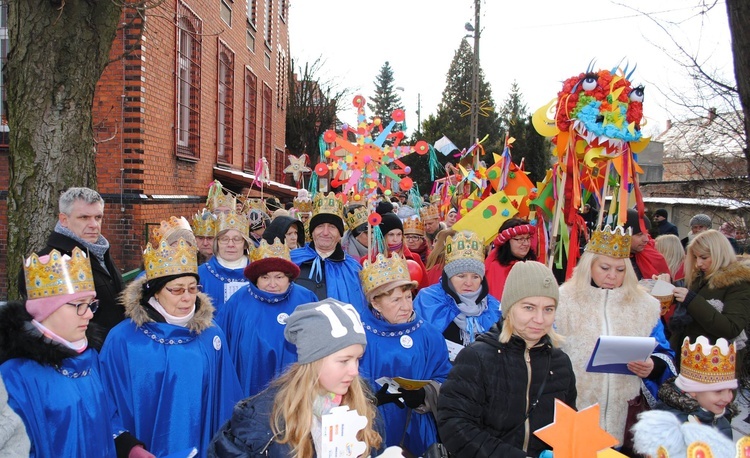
[18,231,125,347]
[437,325,577,458]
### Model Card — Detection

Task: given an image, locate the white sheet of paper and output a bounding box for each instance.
[591,335,657,366]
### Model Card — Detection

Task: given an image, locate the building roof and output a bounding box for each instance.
[213,167,302,198]
[655,109,745,158]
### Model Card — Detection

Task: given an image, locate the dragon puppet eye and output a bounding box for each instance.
[629,86,645,102]
[581,74,598,91]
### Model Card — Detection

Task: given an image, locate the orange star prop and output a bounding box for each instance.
[533,400,619,458]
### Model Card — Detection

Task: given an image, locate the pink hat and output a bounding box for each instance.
[26,291,97,322]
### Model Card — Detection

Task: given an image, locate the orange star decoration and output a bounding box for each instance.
[533,400,621,458]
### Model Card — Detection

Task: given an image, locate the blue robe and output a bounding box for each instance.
[644,319,677,402]
[198,256,249,313]
[413,281,501,341]
[359,308,453,456]
[215,282,318,397]
[99,320,243,457]
[0,350,120,457]
[290,244,366,311]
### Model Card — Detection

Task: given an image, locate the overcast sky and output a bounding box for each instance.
[288,0,734,141]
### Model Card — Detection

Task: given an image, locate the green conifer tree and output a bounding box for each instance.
[368,61,403,127]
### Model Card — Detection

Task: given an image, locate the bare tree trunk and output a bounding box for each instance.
[5,0,121,298]
[726,0,750,178]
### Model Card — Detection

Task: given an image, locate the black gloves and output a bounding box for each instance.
[398,387,426,409]
[375,384,405,408]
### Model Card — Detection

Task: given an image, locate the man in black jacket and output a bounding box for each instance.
[19,187,124,348]
[653,209,679,236]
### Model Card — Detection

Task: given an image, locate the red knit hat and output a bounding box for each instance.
[244,257,300,284]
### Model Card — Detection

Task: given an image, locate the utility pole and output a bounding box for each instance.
[470,0,480,168]
[416,93,422,137]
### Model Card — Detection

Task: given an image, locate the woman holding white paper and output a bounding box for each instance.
[555,226,676,446]
[671,229,750,373]
[209,299,384,457]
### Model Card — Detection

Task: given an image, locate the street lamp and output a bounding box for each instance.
[467,0,480,169]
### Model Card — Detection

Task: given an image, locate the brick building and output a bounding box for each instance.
[0,1,299,297]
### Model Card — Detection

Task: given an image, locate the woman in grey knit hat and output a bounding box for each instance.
[413,230,500,362]
[437,261,576,458]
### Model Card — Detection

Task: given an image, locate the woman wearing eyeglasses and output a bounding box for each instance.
[485,218,538,301]
[198,211,252,312]
[0,248,152,457]
[99,237,243,457]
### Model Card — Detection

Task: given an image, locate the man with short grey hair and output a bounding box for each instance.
[19,187,125,347]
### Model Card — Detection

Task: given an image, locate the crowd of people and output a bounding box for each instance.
[0,185,748,457]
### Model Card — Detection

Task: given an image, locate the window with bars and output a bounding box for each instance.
[176,2,202,159]
[247,0,257,28]
[276,51,286,110]
[264,0,272,45]
[261,84,272,174]
[243,68,258,171]
[279,0,288,22]
[217,41,235,164]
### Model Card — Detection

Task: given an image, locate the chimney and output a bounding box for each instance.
[666,119,672,130]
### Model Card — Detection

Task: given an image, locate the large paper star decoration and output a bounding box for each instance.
[533,400,621,458]
[284,153,311,183]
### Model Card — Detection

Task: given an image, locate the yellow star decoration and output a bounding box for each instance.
[533,400,620,458]
[283,154,311,183]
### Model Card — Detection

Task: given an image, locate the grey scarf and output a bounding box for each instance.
[448,283,488,344]
[54,221,110,269]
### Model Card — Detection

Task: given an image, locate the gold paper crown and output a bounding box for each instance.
[403,217,425,236]
[216,211,250,236]
[312,192,344,219]
[679,336,736,386]
[293,197,313,214]
[24,247,95,299]
[239,197,268,215]
[584,226,631,259]
[191,209,217,237]
[207,189,237,212]
[151,216,192,246]
[345,206,369,230]
[360,253,412,296]
[445,231,484,265]
[420,204,440,221]
[143,238,198,280]
[249,238,292,263]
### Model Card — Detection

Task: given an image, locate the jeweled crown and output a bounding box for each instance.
[249,238,292,263]
[191,209,217,237]
[420,204,440,221]
[143,238,198,280]
[151,216,192,246]
[679,336,736,386]
[216,211,249,236]
[239,197,268,215]
[312,192,344,219]
[445,231,484,265]
[585,226,631,259]
[360,253,412,297]
[345,206,369,230]
[24,247,95,299]
[403,217,425,236]
[207,188,236,212]
[294,197,313,214]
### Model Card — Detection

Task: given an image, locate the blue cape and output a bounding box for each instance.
[215,282,318,397]
[413,281,501,339]
[0,349,120,457]
[290,244,366,311]
[359,308,453,456]
[198,257,249,313]
[645,319,677,401]
[99,320,243,456]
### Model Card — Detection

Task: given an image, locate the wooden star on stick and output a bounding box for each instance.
[533,400,621,458]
